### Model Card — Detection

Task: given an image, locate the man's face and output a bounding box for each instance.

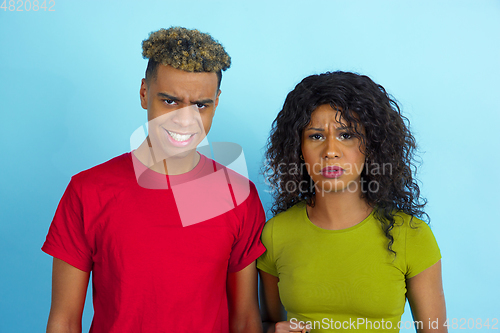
[139,64,220,163]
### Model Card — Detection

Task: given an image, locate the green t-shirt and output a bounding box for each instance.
[257,202,441,332]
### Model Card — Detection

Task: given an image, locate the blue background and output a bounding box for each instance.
[1,0,499,331]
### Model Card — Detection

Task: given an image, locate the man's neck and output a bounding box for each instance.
[133,139,201,175]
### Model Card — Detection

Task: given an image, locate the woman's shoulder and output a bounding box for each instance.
[389,211,441,277]
[388,210,435,243]
[390,210,426,226]
[268,201,307,224]
[262,201,307,236]
[261,202,308,250]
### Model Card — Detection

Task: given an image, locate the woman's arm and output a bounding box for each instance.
[259,269,284,332]
[46,258,90,333]
[259,270,309,333]
[406,260,447,333]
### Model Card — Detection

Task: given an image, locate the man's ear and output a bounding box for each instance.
[140,78,148,110]
[214,89,221,109]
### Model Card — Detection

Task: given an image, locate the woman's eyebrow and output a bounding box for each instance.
[336,125,353,130]
[305,125,353,131]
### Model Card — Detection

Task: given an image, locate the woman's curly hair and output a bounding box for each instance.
[264,71,427,254]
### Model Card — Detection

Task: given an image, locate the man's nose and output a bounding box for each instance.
[170,105,198,127]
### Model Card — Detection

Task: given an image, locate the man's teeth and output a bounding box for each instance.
[167,131,192,142]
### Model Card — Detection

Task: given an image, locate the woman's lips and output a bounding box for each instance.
[165,129,195,147]
[321,166,344,178]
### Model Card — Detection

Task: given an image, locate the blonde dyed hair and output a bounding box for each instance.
[142,27,231,73]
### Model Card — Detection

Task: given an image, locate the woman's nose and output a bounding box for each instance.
[322,137,342,159]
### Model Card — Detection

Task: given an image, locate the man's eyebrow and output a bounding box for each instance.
[193,98,214,105]
[157,93,180,101]
[157,93,214,105]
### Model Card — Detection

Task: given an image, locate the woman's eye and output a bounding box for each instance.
[309,133,323,140]
[339,132,353,140]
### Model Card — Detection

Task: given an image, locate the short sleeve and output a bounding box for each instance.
[256,218,278,277]
[227,184,266,273]
[41,178,93,272]
[405,218,441,279]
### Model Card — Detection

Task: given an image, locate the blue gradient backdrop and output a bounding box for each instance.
[1,0,499,331]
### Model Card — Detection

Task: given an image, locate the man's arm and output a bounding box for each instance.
[406,260,447,333]
[227,261,263,333]
[46,258,90,333]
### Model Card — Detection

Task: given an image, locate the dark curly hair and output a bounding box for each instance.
[264,71,427,254]
[142,27,231,89]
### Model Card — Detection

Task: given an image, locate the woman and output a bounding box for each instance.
[258,71,446,332]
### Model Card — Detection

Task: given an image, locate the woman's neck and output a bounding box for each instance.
[307,189,373,230]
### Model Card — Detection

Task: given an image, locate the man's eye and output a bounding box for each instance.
[164,99,176,105]
[196,103,207,109]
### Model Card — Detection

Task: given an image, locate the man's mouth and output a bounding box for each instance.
[164,129,196,147]
[166,130,194,142]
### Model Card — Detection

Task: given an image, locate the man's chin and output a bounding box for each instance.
[164,149,197,160]
[158,145,202,161]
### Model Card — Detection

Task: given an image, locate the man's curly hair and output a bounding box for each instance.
[264,71,427,254]
[142,27,231,88]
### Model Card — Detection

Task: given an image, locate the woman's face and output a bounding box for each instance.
[301,104,366,196]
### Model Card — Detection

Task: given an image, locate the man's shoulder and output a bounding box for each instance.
[71,152,132,186]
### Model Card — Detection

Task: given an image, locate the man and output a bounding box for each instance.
[43,27,265,333]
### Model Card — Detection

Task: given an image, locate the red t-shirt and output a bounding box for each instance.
[42,152,266,332]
